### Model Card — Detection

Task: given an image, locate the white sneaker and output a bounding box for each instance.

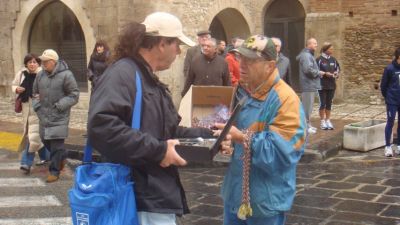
[326,120,334,130]
[320,120,328,130]
[308,124,317,131]
[385,146,393,157]
[396,145,400,155]
[307,127,317,134]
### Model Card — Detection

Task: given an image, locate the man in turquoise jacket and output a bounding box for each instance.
[216,35,307,224]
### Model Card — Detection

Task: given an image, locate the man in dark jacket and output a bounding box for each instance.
[381,47,400,157]
[183,30,211,78]
[181,38,231,96]
[88,12,230,224]
[32,49,79,183]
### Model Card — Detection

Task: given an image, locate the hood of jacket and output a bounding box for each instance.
[47,60,69,77]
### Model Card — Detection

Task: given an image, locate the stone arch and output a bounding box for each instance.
[263,0,306,91]
[203,0,254,43]
[12,0,95,92]
[209,8,251,44]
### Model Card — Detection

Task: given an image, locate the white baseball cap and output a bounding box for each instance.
[39,49,59,61]
[142,12,195,47]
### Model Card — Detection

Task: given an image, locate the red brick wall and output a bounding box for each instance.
[340,0,400,103]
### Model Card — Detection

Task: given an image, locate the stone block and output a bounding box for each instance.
[343,120,390,151]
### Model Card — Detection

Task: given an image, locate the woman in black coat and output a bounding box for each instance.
[87,40,110,89]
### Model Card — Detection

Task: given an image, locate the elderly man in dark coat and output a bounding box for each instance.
[32,49,79,183]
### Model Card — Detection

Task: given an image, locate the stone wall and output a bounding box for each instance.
[0,0,18,96]
[1,0,400,106]
[341,0,400,104]
[343,25,400,104]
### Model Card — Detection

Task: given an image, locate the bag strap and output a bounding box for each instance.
[83,71,142,163]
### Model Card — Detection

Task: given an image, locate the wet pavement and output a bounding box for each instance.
[175,148,400,225]
[1,97,400,224]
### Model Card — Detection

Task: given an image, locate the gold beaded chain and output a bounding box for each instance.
[237,129,255,220]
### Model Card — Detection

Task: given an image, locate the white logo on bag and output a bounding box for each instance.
[76,212,89,225]
[81,184,93,190]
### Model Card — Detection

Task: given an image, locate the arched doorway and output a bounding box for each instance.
[264,0,305,91]
[209,8,250,45]
[29,1,87,91]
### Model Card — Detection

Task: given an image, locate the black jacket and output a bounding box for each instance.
[87,51,109,87]
[381,60,400,105]
[88,57,212,215]
[316,54,340,90]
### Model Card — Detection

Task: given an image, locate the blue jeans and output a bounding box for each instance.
[20,144,49,167]
[223,208,285,225]
[137,212,176,225]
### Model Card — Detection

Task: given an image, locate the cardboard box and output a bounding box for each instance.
[176,90,246,163]
[178,85,234,127]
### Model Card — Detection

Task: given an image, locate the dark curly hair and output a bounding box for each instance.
[111,22,177,63]
[23,53,41,67]
[92,40,110,55]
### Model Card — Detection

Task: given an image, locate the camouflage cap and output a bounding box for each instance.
[234,35,277,61]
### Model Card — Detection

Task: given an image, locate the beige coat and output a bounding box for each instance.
[11,67,44,152]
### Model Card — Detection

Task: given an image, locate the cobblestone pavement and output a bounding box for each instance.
[178,149,400,225]
[2,96,400,224]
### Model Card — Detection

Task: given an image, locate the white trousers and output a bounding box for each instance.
[138,212,176,225]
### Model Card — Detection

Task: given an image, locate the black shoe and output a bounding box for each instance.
[35,160,48,166]
[20,165,31,175]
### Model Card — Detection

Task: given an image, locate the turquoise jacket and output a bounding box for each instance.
[222,69,306,218]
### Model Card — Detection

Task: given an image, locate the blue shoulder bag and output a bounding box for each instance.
[68,72,142,225]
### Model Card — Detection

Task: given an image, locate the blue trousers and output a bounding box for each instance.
[223,207,285,225]
[385,104,400,146]
[20,144,49,167]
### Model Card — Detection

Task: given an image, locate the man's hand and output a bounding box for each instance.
[212,124,234,155]
[221,134,233,155]
[214,123,245,143]
[16,87,25,94]
[160,139,187,167]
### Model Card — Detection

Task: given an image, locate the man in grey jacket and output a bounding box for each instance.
[33,49,79,182]
[297,38,325,134]
[272,37,291,86]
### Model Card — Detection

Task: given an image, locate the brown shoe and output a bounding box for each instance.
[46,175,59,183]
[60,160,67,171]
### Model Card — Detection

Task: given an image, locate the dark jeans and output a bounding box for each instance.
[385,104,400,146]
[42,139,66,176]
[318,89,335,110]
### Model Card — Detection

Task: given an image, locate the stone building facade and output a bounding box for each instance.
[1,0,399,107]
